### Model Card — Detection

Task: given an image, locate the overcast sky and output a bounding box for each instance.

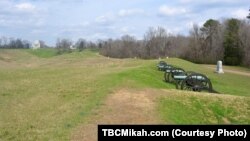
[0,0,249,46]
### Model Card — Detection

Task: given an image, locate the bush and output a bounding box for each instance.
[224,57,240,66]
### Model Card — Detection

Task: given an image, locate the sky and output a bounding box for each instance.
[0,0,249,46]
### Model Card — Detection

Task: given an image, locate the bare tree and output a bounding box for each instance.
[75,38,86,51]
[247,8,250,19]
[239,20,250,66]
[143,27,169,58]
[56,38,72,54]
[0,36,9,48]
[200,19,224,63]
[120,35,137,58]
[185,24,203,63]
[39,40,47,48]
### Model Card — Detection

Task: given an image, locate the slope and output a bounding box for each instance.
[0,49,249,141]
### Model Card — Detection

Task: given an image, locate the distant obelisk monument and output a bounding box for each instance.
[216,60,224,74]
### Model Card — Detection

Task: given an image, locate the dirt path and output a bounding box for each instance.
[71,89,162,141]
[204,65,250,77]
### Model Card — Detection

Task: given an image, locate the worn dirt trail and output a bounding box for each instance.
[204,65,250,77]
[71,89,162,141]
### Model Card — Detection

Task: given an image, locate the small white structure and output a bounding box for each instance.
[216,60,224,74]
[70,45,76,49]
[32,40,40,49]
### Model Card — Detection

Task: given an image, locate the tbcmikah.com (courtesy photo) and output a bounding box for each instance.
[98,124,250,141]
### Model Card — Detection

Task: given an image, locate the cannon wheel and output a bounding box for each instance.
[175,80,183,89]
[164,67,174,82]
[181,73,213,92]
[164,71,169,82]
[175,71,194,89]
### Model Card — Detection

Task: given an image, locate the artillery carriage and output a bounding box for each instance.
[157,61,171,71]
[165,67,213,92]
[157,61,214,93]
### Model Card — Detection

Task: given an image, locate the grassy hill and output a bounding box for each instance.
[0,49,249,140]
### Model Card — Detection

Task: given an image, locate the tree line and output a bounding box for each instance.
[55,38,98,54]
[99,18,250,67]
[0,37,31,49]
[0,37,48,49]
[1,17,250,67]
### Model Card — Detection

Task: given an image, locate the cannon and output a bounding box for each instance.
[181,73,213,92]
[166,68,213,92]
[157,61,168,71]
[167,67,186,86]
[164,65,174,82]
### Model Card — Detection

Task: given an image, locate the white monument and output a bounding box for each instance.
[32,40,40,49]
[216,60,224,74]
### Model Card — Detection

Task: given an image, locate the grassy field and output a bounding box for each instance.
[0,49,249,140]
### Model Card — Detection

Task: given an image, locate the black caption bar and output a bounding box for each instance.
[98,125,250,141]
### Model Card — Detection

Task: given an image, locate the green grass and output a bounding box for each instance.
[0,49,250,140]
[204,64,250,72]
[0,65,120,140]
[26,48,58,58]
[158,92,250,124]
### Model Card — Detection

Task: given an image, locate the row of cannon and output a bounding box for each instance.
[157,61,215,93]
